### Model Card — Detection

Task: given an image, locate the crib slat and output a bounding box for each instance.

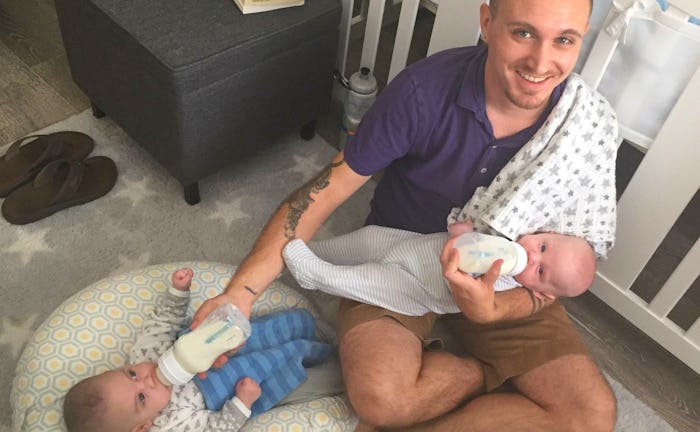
[426,0,482,56]
[649,238,700,318]
[388,0,421,82]
[596,66,700,291]
[668,0,700,17]
[590,276,700,373]
[687,315,700,346]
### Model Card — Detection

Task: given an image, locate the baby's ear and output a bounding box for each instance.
[131,420,153,432]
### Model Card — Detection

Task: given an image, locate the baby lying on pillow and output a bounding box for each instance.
[64,268,340,432]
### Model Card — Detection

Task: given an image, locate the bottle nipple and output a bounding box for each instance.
[155,366,172,386]
[510,242,528,276]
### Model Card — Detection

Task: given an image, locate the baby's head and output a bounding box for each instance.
[514,232,596,299]
[63,361,172,432]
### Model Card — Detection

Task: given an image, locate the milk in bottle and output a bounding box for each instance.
[453,232,528,276]
[156,303,251,386]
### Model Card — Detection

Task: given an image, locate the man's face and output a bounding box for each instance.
[480,0,590,111]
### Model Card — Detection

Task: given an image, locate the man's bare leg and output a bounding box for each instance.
[339,317,484,428]
[401,354,617,432]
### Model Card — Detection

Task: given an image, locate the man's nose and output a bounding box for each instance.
[528,42,551,74]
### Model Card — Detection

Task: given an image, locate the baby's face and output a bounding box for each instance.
[513,232,588,298]
[98,361,172,429]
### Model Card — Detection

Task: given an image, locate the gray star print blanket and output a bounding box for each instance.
[448,73,618,258]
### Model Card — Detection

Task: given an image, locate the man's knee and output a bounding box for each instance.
[347,379,412,427]
[513,354,618,432]
[565,379,617,432]
[339,318,425,427]
[581,385,617,431]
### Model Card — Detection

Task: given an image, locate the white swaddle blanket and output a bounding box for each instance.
[448,74,618,258]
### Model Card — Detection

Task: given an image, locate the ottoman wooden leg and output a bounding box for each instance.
[300,120,316,141]
[184,183,201,205]
[91,102,106,119]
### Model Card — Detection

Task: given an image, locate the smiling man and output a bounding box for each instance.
[194,0,618,430]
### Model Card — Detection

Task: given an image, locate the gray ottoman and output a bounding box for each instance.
[55,0,341,204]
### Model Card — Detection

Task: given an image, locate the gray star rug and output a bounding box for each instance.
[0,110,676,431]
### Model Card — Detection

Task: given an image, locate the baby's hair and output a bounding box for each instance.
[564,235,597,297]
[63,376,108,432]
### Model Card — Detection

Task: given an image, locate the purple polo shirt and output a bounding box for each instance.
[344,45,564,234]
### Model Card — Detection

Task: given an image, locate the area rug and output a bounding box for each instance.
[0,110,676,431]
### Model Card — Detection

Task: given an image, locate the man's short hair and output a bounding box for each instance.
[488,0,594,19]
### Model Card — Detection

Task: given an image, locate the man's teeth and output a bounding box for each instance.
[519,72,546,83]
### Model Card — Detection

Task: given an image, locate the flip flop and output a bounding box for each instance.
[0,132,94,197]
[1,156,118,225]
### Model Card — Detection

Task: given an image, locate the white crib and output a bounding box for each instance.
[352,0,700,374]
[579,0,700,375]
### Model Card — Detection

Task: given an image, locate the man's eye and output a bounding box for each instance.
[555,37,573,45]
[515,30,533,39]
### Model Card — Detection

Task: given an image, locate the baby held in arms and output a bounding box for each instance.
[282,220,596,316]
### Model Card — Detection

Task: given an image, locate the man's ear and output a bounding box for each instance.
[479,2,493,43]
[131,419,153,432]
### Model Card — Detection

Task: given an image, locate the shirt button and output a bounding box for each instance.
[480,168,488,174]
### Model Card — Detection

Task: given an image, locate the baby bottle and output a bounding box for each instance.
[156,303,251,386]
[453,232,528,277]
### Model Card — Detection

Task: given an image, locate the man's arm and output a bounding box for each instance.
[192,151,370,325]
[440,236,554,323]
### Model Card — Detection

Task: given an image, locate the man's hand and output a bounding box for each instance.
[440,236,502,323]
[191,289,253,376]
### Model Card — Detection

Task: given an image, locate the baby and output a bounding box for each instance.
[283,221,596,316]
[63,268,260,432]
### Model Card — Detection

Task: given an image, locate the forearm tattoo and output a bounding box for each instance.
[284,160,343,239]
[527,289,547,316]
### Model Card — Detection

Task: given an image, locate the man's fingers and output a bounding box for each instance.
[481,259,503,286]
[440,236,459,268]
[191,302,216,329]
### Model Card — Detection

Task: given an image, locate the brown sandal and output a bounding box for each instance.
[0,131,94,197]
[2,156,117,225]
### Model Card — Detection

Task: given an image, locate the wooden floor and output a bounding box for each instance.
[1,1,698,430]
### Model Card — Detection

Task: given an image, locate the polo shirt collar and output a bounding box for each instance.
[456,44,489,124]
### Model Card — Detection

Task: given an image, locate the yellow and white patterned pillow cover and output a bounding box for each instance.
[11,261,356,432]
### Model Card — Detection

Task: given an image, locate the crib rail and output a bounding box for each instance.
[586,44,700,375]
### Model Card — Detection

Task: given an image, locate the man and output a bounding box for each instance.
[194,0,618,430]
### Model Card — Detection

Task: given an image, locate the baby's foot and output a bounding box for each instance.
[283,239,326,290]
[235,377,262,408]
[171,268,193,291]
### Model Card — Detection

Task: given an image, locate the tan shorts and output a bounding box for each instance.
[336,298,588,392]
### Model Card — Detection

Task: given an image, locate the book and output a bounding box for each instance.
[233,0,304,14]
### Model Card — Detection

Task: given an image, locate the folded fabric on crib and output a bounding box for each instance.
[448,73,618,258]
[193,308,333,416]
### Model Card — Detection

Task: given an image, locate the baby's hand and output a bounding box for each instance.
[171,268,193,292]
[235,377,262,408]
[447,220,473,238]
